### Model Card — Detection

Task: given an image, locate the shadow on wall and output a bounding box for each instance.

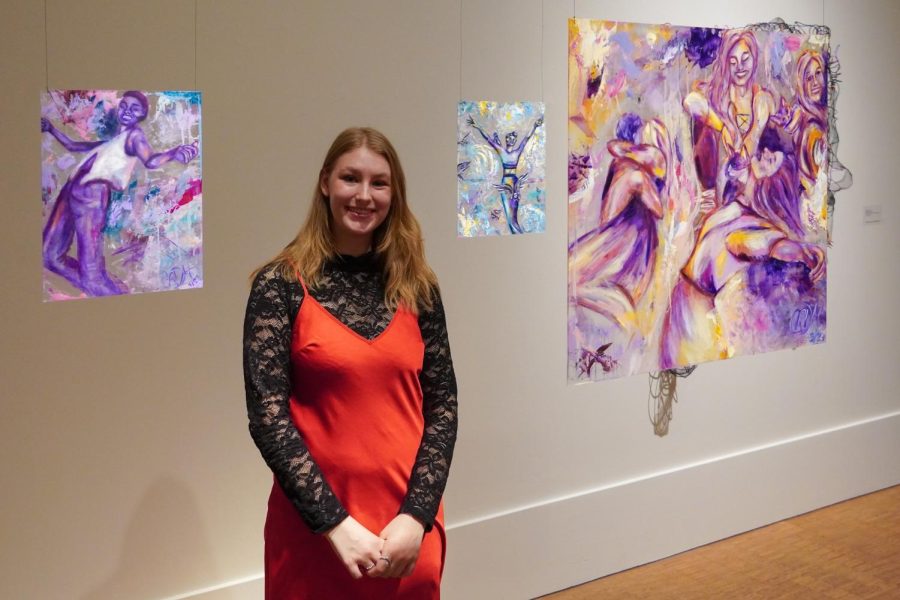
[80,476,219,600]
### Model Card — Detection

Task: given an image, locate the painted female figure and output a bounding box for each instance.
[660,138,825,369]
[41,91,199,296]
[777,50,829,236]
[466,114,543,233]
[569,114,670,376]
[684,29,776,210]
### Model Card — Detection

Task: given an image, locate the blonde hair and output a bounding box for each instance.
[796,50,827,124]
[252,127,438,312]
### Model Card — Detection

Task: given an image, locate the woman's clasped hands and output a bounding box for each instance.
[325,514,425,579]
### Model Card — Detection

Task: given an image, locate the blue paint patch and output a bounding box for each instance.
[162,90,202,105]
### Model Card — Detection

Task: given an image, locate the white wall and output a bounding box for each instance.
[1,1,898,599]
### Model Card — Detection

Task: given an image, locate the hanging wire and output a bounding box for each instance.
[648,366,695,437]
[458,0,463,101]
[540,0,544,103]
[43,0,50,91]
[194,0,198,90]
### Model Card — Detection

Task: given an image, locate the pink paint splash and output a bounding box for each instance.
[607,71,626,97]
[785,36,802,52]
[168,179,202,214]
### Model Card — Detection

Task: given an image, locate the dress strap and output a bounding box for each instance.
[294,268,309,296]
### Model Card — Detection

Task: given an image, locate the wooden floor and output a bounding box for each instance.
[540,485,900,599]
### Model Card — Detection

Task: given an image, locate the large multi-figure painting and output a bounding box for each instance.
[41,90,202,301]
[568,20,830,381]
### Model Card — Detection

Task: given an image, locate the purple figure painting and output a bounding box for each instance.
[568,20,830,381]
[40,90,202,301]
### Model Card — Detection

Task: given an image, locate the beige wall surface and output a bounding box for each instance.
[1,1,898,599]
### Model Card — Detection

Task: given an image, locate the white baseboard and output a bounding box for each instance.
[442,411,900,599]
[173,412,900,600]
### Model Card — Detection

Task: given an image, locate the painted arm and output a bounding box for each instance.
[465,115,501,153]
[41,118,104,152]
[513,116,544,153]
[683,92,726,133]
[600,162,663,226]
[772,97,801,133]
[740,90,776,159]
[607,140,665,180]
[726,228,825,283]
[129,127,199,169]
[771,238,826,283]
[683,91,736,153]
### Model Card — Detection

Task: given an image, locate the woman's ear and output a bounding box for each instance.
[319,170,329,199]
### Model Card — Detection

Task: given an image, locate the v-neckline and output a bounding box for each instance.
[304,294,400,346]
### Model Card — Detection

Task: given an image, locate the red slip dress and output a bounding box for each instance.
[264,277,446,599]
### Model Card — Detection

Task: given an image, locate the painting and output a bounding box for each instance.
[41,90,202,301]
[458,100,545,237]
[568,20,830,381]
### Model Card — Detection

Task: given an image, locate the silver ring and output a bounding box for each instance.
[379,556,392,566]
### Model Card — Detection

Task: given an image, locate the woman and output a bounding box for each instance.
[684,29,776,209]
[243,127,457,598]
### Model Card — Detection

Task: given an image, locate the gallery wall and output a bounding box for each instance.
[1,1,898,599]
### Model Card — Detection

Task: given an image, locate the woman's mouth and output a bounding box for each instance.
[347,206,374,219]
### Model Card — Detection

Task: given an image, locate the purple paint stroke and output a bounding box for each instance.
[615,112,643,144]
[685,27,722,68]
[568,153,591,195]
[587,64,604,99]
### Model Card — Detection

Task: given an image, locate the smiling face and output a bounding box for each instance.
[803,59,824,104]
[728,39,754,88]
[321,146,392,255]
[117,96,146,127]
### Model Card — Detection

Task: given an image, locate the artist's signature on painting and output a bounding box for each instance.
[166,265,201,289]
[790,303,821,336]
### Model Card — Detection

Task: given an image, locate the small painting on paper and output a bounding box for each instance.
[41,89,202,301]
[458,100,545,237]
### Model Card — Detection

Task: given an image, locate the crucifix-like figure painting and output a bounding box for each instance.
[458,101,545,237]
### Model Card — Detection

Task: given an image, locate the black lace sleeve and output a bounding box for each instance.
[401,289,459,531]
[242,266,349,534]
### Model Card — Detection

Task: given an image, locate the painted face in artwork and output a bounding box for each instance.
[751,147,785,180]
[321,146,392,254]
[505,131,518,151]
[803,59,824,104]
[118,96,146,127]
[728,39,754,87]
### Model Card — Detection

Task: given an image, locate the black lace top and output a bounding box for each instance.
[242,253,458,534]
